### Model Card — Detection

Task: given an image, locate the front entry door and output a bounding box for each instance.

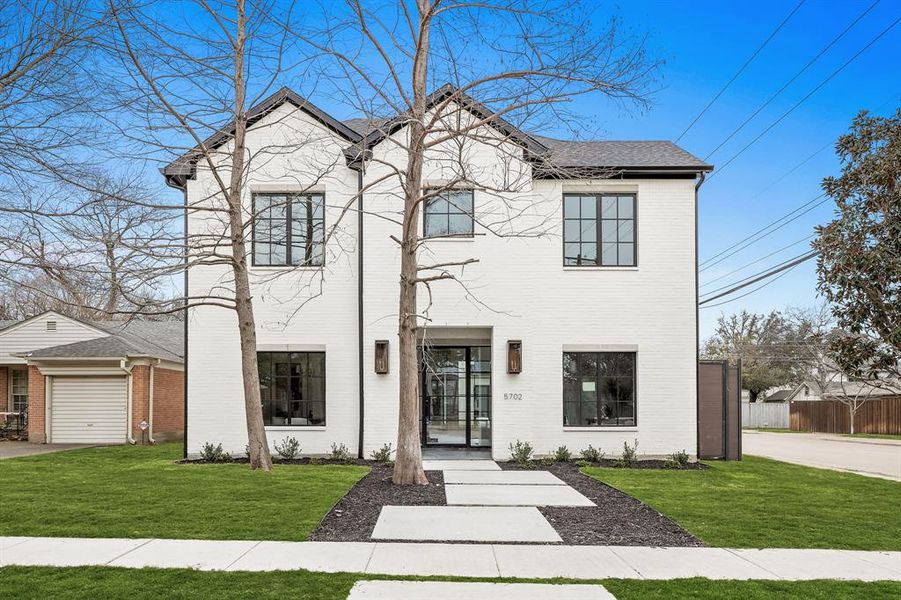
[420,346,491,448]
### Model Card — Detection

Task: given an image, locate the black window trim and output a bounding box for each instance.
[562,192,638,267]
[562,350,637,428]
[251,192,325,268]
[257,350,327,427]
[422,188,476,239]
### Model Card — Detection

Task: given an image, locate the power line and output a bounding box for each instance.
[700,234,815,290]
[675,0,807,143]
[699,265,801,309]
[699,193,828,272]
[708,16,901,179]
[704,0,881,160]
[699,250,818,306]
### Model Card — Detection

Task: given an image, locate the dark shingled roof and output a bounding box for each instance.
[532,136,712,171]
[26,320,183,362]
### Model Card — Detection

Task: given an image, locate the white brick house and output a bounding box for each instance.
[164,86,712,460]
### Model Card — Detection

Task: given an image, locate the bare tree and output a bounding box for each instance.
[302,0,655,484]
[0,173,175,320]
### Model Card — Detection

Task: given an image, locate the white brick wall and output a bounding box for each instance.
[186,101,698,460]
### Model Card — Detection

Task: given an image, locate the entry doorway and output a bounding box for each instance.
[420,346,491,448]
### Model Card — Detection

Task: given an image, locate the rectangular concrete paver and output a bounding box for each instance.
[227,541,374,573]
[731,548,901,581]
[445,483,594,506]
[443,470,566,485]
[494,544,640,579]
[0,537,150,567]
[347,580,616,599]
[109,539,258,571]
[422,459,500,471]
[365,542,499,577]
[839,550,901,576]
[610,546,776,580]
[372,506,561,543]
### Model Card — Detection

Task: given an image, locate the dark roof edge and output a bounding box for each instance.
[162,87,363,189]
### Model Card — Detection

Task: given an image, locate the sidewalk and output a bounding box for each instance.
[2,536,900,581]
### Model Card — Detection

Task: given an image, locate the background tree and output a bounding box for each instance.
[813,109,901,381]
[703,310,799,402]
[305,0,655,484]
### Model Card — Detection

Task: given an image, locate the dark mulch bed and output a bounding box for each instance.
[309,465,445,542]
[501,461,704,547]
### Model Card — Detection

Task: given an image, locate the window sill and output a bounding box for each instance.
[563,426,638,432]
[421,236,476,243]
[562,266,638,272]
[265,425,327,431]
[250,265,325,271]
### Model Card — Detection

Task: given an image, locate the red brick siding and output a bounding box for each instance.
[130,365,151,443]
[152,367,184,441]
[0,367,7,412]
[27,366,46,443]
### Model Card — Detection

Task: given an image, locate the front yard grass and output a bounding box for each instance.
[584,456,901,550]
[0,443,367,541]
[0,567,898,600]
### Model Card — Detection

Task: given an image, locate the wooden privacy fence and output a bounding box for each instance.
[742,402,789,429]
[790,396,901,435]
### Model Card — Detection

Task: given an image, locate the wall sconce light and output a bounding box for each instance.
[375,340,389,374]
[507,340,522,374]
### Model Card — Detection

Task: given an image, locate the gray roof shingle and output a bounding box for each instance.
[26,320,184,362]
[532,136,712,170]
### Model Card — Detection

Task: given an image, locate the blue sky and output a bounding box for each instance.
[568,0,900,339]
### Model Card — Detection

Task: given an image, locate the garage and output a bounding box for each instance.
[50,376,127,443]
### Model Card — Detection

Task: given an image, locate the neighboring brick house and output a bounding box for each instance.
[0,311,184,444]
[165,85,712,460]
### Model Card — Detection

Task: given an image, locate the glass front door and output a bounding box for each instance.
[420,346,491,447]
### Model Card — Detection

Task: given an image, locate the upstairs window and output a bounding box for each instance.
[252,193,324,266]
[423,190,474,238]
[563,194,636,266]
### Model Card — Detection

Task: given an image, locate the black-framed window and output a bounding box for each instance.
[423,189,474,238]
[563,194,635,266]
[252,193,324,266]
[258,352,325,426]
[563,352,635,427]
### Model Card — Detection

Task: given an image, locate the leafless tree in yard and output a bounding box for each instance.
[301,0,656,484]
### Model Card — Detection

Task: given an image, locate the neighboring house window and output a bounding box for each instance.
[423,189,474,238]
[258,352,326,426]
[563,352,635,426]
[563,194,636,266]
[252,193,324,266]
[11,369,28,413]
[803,385,809,397]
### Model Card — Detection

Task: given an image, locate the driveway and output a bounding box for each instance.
[743,431,901,481]
[0,442,98,460]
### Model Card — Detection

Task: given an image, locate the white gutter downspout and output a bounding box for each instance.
[148,359,159,444]
[122,359,136,445]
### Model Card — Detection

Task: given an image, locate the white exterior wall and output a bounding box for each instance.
[186,104,360,456]
[185,100,698,459]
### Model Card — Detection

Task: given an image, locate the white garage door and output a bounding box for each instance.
[51,376,127,443]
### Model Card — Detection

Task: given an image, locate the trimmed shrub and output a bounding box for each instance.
[552,445,572,463]
[274,437,301,460]
[665,449,690,469]
[330,442,353,463]
[579,445,605,463]
[200,442,230,463]
[508,439,534,466]
[370,443,394,464]
[619,439,639,467]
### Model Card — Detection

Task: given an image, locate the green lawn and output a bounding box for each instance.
[843,433,901,441]
[0,567,898,600]
[584,456,901,550]
[0,443,367,540]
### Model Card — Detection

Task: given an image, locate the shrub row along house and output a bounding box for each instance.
[164,86,712,460]
[0,311,183,444]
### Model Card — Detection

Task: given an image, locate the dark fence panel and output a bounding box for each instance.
[698,360,742,460]
[790,396,901,435]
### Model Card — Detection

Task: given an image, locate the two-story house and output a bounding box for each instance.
[164,86,712,460]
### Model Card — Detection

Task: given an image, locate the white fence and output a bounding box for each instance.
[741,402,790,429]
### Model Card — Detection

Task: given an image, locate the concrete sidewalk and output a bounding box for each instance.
[743,431,901,481]
[2,537,900,581]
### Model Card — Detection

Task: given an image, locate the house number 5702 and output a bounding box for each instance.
[504,392,523,401]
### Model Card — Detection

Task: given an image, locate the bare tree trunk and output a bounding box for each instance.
[228,0,271,471]
[849,406,855,435]
[392,0,431,485]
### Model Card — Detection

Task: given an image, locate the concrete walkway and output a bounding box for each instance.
[743,431,901,481]
[2,537,900,581]
[372,460,592,542]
